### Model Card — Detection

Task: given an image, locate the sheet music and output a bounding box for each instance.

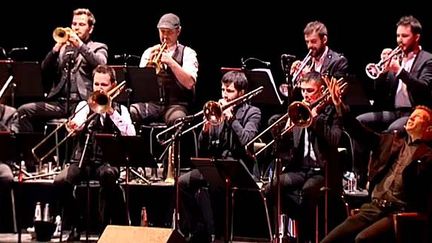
[251,68,283,105]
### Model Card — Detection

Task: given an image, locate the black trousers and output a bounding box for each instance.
[320,202,397,243]
[53,162,128,231]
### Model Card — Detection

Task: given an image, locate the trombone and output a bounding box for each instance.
[365,45,402,79]
[31,80,127,164]
[156,86,264,146]
[248,78,347,157]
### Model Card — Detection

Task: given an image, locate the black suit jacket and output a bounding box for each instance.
[321,48,349,79]
[42,40,108,100]
[198,103,261,172]
[374,49,432,109]
[287,105,344,192]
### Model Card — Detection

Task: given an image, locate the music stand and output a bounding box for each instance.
[221,67,283,106]
[190,157,272,242]
[95,133,157,185]
[0,61,44,106]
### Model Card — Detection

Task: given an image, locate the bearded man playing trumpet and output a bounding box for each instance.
[11,8,108,133]
[54,65,135,241]
[264,72,347,242]
[178,70,261,242]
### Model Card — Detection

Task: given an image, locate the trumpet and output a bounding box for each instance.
[279,50,312,97]
[53,27,74,44]
[156,86,264,146]
[147,41,168,74]
[32,80,127,165]
[365,45,402,79]
[247,77,347,157]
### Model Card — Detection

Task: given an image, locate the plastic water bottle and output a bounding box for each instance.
[141,207,148,226]
[347,172,357,192]
[34,202,42,221]
[43,203,51,222]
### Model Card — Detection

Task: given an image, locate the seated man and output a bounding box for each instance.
[321,77,432,242]
[54,65,135,241]
[178,70,261,242]
[264,72,346,242]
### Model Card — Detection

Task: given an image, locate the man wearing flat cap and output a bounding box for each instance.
[130,12,198,127]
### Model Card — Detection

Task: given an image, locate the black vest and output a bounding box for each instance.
[157,44,195,106]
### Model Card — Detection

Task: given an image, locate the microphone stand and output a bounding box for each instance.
[272,127,285,243]
[78,122,95,243]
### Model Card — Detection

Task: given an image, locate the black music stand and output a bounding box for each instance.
[0,61,44,106]
[221,67,283,106]
[191,157,272,242]
[95,133,157,185]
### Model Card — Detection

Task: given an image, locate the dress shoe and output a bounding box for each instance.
[66,227,81,242]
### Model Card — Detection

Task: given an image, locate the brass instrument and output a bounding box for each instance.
[161,86,264,182]
[32,80,127,165]
[53,27,74,44]
[279,50,312,97]
[156,86,264,146]
[365,45,402,80]
[248,78,347,157]
[147,41,168,74]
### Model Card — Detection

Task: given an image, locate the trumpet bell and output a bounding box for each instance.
[365,63,382,80]
[53,27,73,44]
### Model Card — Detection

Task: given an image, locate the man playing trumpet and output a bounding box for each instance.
[11,8,108,133]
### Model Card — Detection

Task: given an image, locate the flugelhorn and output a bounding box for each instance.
[53,27,74,44]
[247,77,347,157]
[365,45,402,79]
[147,41,168,74]
[156,86,264,146]
[32,80,127,165]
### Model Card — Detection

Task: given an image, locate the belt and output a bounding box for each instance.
[371,198,405,212]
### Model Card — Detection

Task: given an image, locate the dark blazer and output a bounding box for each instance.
[288,104,344,191]
[321,48,349,79]
[199,103,261,171]
[41,41,108,100]
[342,109,432,215]
[374,49,432,109]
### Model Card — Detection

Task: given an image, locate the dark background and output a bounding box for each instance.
[0,0,430,114]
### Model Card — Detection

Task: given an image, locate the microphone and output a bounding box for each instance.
[10,47,28,52]
[114,54,129,59]
[281,54,296,60]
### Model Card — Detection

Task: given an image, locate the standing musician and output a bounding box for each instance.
[289,21,348,92]
[54,65,135,241]
[130,12,198,126]
[178,71,261,242]
[264,71,346,242]
[11,8,108,133]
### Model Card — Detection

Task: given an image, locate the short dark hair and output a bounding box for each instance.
[73,8,96,26]
[304,21,328,38]
[300,71,325,86]
[397,15,422,35]
[221,71,248,92]
[93,64,116,83]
